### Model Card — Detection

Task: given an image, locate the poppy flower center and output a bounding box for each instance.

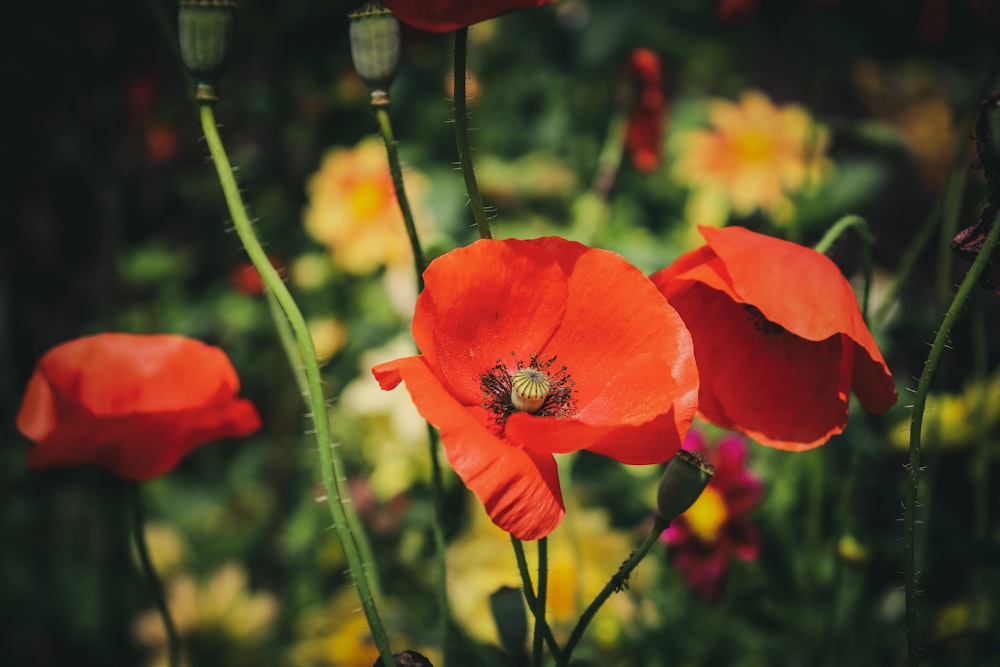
[480,353,577,427]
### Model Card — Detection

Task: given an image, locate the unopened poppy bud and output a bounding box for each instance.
[349,1,400,106]
[178,0,237,102]
[510,368,551,414]
[656,449,714,523]
[373,650,434,667]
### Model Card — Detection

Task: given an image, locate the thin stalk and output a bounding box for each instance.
[130,483,181,667]
[533,537,548,667]
[510,536,563,661]
[426,424,449,661]
[372,103,449,661]
[590,111,627,201]
[873,196,943,328]
[199,103,396,667]
[452,27,492,240]
[558,516,669,667]
[936,165,968,300]
[905,210,1000,667]
[374,106,426,291]
[812,214,873,321]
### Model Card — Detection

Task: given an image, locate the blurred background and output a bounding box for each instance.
[3,0,1000,665]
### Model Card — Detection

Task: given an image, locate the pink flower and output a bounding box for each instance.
[663,428,763,599]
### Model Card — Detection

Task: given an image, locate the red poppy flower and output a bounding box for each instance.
[16,334,261,480]
[228,256,285,297]
[623,48,666,173]
[651,226,897,451]
[663,428,763,599]
[373,237,699,539]
[381,0,558,33]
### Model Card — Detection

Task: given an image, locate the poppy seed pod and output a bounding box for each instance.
[656,449,714,523]
[349,1,400,106]
[179,0,238,102]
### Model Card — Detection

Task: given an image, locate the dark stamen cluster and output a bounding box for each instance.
[743,304,786,335]
[481,352,577,428]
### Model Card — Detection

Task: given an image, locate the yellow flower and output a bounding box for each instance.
[339,336,432,500]
[890,367,1000,451]
[308,317,348,363]
[447,494,654,651]
[133,563,279,667]
[134,521,189,578]
[288,589,439,667]
[672,90,832,228]
[303,136,432,275]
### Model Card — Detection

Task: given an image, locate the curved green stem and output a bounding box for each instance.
[557,516,669,667]
[905,210,1000,667]
[374,106,427,291]
[130,483,181,667]
[812,214,873,322]
[510,537,562,661]
[453,27,492,240]
[199,103,396,667]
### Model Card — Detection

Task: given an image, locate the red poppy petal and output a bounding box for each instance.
[514,241,698,461]
[698,226,863,342]
[373,355,565,539]
[412,239,568,407]
[657,227,897,419]
[697,226,897,414]
[671,283,853,450]
[34,334,243,416]
[25,398,260,481]
[16,334,260,480]
[382,0,557,32]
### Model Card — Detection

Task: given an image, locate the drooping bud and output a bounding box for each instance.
[952,86,1000,293]
[656,449,714,523]
[510,368,551,414]
[373,650,434,667]
[349,1,400,107]
[178,0,238,103]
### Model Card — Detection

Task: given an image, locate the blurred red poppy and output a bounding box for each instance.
[651,226,896,451]
[16,334,261,480]
[623,48,666,173]
[373,237,699,539]
[381,0,558,33]
[663,428,763,599]
[228,256,285,297]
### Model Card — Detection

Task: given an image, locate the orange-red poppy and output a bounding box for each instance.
[651,226,896,451]
[623,48,666,173]
[373,237,699,539]
[16,334,261,480]
[381,0,557,33]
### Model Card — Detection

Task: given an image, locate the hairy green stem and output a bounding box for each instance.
[558,516,668,666]
[372,102,450,661]
[374,106,427,291]
[812,214,873,321]
[130,483,181,667]
[905,210,1000,666]
[199,103,396,667]
[510,537,562,661]
[453,27,492,240]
